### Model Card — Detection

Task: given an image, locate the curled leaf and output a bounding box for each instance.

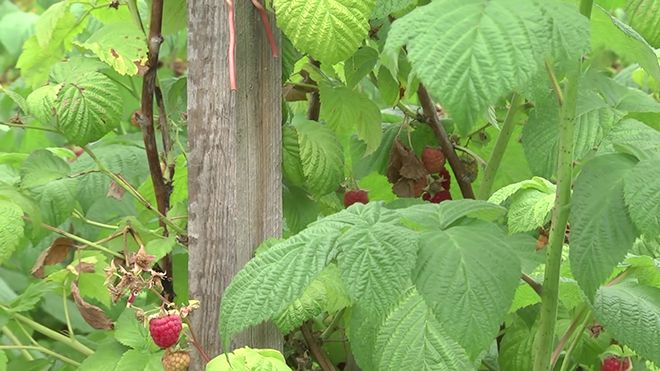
[32,237,74,278]
[71,281,113,330]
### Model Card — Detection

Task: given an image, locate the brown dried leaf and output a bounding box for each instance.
[32,238,74,278]
[387,139,427,183]
[106,181,125,200]
[283,84,309,102]
[392,177,428,198]
[75,262,96,274]
[71,282,113,330]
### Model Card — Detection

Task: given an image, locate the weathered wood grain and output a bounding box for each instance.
[188,1,282,368]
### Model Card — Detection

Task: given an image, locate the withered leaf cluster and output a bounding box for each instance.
[386,139,428,198]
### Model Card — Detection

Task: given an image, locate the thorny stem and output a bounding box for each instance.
[477,93,524,200]
[0,345,81,366]
[532,60,582,371]
[417,84,475,199]
[141,0,176,297]
[226,0,237,90]
[533,2,593,368]
[2,326,34,360]
[250,0,279,57]
[301,321,336,371]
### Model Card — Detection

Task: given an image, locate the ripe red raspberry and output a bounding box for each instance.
[149,314,182,348]
[421,147,446,174]
[438,167,451,190]
[600,356,630,371]
[430,190,452,204]
[344,189,369,208]
[162,349,190,371]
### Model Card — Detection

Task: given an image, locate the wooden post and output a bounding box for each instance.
[187,0,282,367]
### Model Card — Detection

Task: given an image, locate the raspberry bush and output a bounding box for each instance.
[0,0,659,370]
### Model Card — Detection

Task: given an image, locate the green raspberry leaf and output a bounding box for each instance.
[75,22,148,76]
[570,154,639,298]
[274,0,376,64]
[374,289,473,370]
[0,200,24,265]
[593,282,660,365]
[55,72,123,145]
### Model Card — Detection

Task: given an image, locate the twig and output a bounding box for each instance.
[0,345,80,366]
[226,0,237,90]
[417,84,475,199]
[532,58,582,371]
[300,321,336,371]
[521,273,543,296]
[140,0,170,234]
[250,0,278,57]
[119,0,177,303]
[453,144,488,168]
[320,309,345,341]
[24,217,123,258]
[396,102,422,121]
[307,59,321,120]
[184,317,211,364]
[62,286,75,340]
[154,85,175,185]
[544,60,564,107]
[2,326,34,360]
[477,93,524,199]
[5,310,95,356]
[558,315,589,371]
[0,121,60,133]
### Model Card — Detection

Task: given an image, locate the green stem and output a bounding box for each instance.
[533,2,592,369]
[30,218,123,258]
[2,326,34,360]
[551,306,588,367]
[0,122,60,133]
[83,146,186,236]
[62,287,75,340]
[532,62,580,371]
[558,312,591,371]
[126,0,146,33]
[476,93,523,199]
[9,312,94,356]
[72,209,119,230]
[0,345,81,366]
